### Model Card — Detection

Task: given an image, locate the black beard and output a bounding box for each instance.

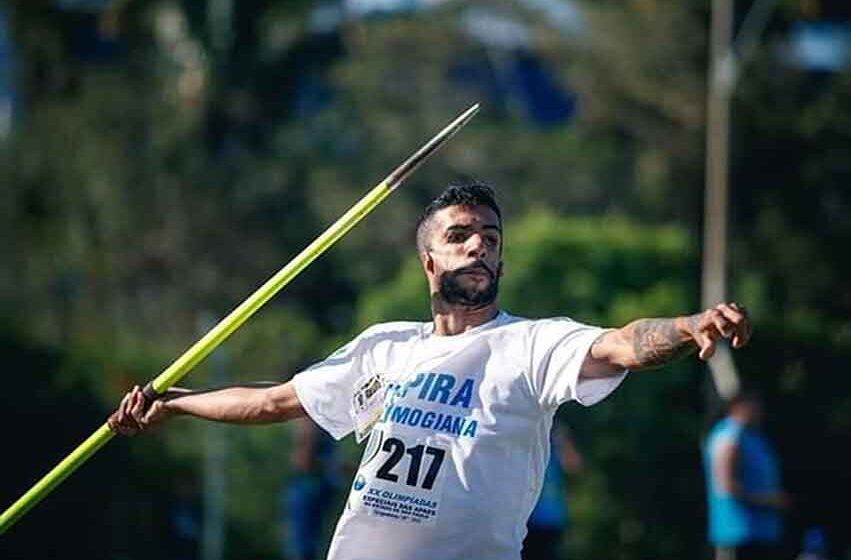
[438,262,499,308]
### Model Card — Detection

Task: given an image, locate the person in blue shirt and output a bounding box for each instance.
[704,391,789,560]
[522,426,585,560]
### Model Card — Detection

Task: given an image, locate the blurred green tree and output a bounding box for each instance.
[1,0,849,557]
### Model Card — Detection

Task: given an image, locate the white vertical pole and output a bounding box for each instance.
[703,0,740,399]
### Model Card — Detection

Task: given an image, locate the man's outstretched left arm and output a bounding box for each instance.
[581,302,751,378]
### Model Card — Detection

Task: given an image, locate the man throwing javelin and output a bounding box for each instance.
[110,183,752,560]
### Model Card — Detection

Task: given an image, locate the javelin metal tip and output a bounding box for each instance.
[449,103,480,131]
[385,103,481,189]
[460,102,480,117]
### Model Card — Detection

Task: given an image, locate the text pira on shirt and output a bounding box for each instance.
[382,372,478,438]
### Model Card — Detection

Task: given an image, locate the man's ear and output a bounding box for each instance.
[497,260,504,278]
[420,251,435,275]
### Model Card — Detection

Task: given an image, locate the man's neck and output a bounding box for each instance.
[430,303,499,336]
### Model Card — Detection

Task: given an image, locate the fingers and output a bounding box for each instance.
[145,399,174,428]
[119,389,140,432]
[130,388,147,423]
[695,330,716,360]
[109,410,135,436]
[108,386,147,436]
[116,391,132,425]
[693,303,752,360]
[714,302,751,348]
[725,302,752,348]
[108,403,133,435]
[709,309,733,337]
[141,401,155,425]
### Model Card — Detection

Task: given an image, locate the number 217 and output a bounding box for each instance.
[375,438,445,490]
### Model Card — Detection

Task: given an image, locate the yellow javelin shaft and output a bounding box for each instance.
[0,103,480,535]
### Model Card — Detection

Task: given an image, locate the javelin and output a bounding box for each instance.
[0,103,480,534]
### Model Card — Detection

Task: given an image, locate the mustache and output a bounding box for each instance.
[453,261,496,280]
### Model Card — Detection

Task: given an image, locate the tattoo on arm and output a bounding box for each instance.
[631,316,698,369]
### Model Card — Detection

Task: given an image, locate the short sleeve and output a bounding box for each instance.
[292,331,373,440]
[712,421,743,449]
[528,318,628,409]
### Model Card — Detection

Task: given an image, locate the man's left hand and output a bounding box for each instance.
[684,302,752,360]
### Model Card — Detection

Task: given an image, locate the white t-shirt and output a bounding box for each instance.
[292,311,627,560]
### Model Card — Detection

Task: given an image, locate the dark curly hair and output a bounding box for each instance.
[415,183,502,253]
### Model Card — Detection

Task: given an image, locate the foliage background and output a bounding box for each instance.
[1,1,849,558]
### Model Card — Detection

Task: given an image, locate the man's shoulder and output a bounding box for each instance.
[320,321,425,361]
[497,312,595,333]
[356,319,427,341]
[475,313,604,356]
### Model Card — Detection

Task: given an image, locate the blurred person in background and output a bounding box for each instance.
[166,477,201,560]
[795,527,830,560]
[704,390,789,560]
[281,418,342,560]
[522,425,584,560]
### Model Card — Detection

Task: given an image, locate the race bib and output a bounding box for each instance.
[348,428,449,525]
[351,372,385,443]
